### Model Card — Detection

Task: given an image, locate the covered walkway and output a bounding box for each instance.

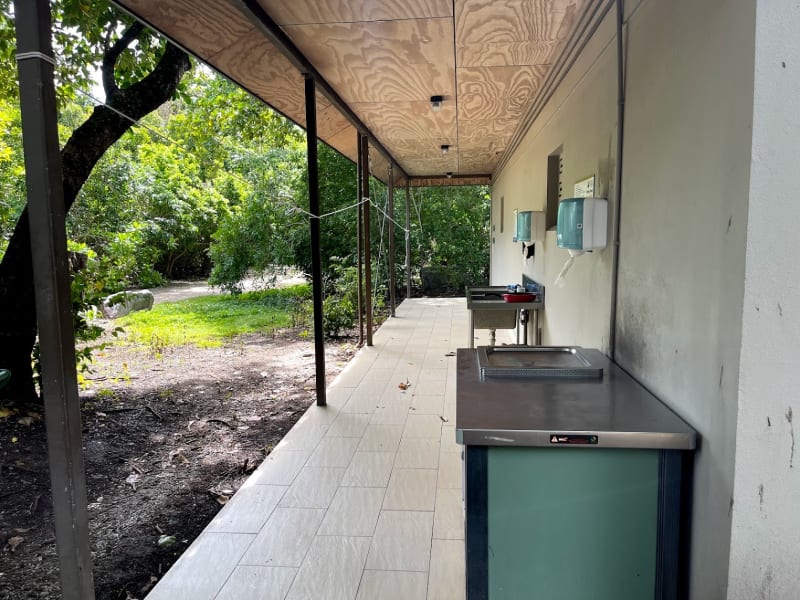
[146,298,505,600]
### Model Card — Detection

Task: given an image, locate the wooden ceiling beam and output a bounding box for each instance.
[233,0,408,181]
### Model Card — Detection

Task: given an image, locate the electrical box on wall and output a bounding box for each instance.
[513,210,545,243]
[556,198,607,251]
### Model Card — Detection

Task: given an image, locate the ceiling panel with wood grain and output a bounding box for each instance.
[114,0,592,184]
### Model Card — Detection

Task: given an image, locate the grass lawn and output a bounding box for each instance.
[118,284,311,348]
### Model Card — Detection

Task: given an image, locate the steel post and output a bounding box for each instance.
[14,1,95,597]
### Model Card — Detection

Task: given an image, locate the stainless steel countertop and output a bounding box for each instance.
[465,286,543,311]
[456,348,697,450]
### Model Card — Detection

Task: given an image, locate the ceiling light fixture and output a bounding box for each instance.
[441,144,450,155]
[430,95,444,112]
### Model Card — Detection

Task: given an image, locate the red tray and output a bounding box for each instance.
[502,293,537,302]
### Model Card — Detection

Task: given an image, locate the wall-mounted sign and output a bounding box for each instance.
[574,175,595,198]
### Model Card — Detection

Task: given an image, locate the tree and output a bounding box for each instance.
[0,1,191,402]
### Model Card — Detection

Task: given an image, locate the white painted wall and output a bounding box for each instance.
[492,0,757,596]
[491,10,618,352]
[728,2,800,598]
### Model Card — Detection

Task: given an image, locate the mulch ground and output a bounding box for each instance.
[0,328,356,599]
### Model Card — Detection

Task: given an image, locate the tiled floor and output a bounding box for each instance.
[146,298,511,600]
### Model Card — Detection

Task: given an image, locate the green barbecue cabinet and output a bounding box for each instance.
[456,347,696,600]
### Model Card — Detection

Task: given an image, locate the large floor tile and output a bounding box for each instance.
[358,424,403,452]
[308,436,361,468]
[395,438,441,469]
[427,539,465,600]
[341,452,396,487]
[410,394,445,415]
[251,450,310,486]
[240,507,324,567]
[279,467,345,509]
[403,414,444,440]
[437,452,463,489]
[365,510,434,572]
[440,427,461,454]
[286,536,371,600]
[215,566,297,600]
[433,488,464,540]
[356,570,428,600]
[318,487,385,536]
[204,484,286,533]
[327,412,371,438]
[383,469,437,511]
[146,532,254,600]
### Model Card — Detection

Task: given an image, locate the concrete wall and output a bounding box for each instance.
[728,2,800,598]
[617,1,753,596]
[492,0,757,596]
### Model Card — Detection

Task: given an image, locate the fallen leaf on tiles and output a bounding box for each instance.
[398,380,411,391]
[444,352,456,357]
[440,416,449,423]
[7,536,24,552]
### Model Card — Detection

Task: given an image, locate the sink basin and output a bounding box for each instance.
[477,346,603,380]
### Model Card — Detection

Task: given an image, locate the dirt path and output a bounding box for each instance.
[146,274,307,305]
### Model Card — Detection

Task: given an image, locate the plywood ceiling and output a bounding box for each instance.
[115,0,588,184]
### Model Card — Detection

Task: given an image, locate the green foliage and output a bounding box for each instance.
[322,259,359,337]
[119,284,312,347]
[408,185,491,292]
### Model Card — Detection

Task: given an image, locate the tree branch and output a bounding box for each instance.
[101,20,144,98]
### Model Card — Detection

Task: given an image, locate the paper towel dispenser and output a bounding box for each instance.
[556,198,608,251]
[513,210,545,243]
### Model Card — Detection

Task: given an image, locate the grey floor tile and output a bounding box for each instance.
[366,510,434,572]
[410,394,445,415]
[240,507,324,567]
[440,427,461,454]
[215,566,297,600]
[251,451,310,486]
[308,436,361,468]
[146,532,253,600]
[205,484,286,533]
[403,414,443,440]
[437,452,462,489]
[318,487,385,536]
[327,413,371,438]
[275,419,329,452]
[383,469,437,511]
[341,452,396,487]
[427,539,465,600]
[358,424,403,452]
[279,467,345,509]
[356,570,428,600]
[433,488,464,540]
[286,536,371,600]
[370,404,411,425]
[394,438,441,469]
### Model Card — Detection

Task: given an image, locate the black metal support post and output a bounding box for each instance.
[14,1,95,598]
[304,75,326,406]
[387,165,396,317]
[356,133,365,345]
[405,182,412,298]
[360,134,373,346]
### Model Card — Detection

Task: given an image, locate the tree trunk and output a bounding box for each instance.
[0,38,190,403]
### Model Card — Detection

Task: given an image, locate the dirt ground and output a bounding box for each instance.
[0,314,357,599]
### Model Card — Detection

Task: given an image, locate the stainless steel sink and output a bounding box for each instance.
[477,346,603,380]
